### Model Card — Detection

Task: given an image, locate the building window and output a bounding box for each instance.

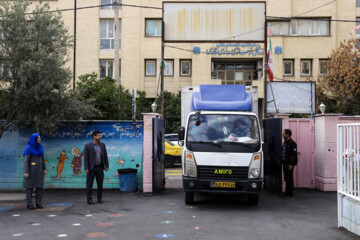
[283,60,294,76]
[310,20,318,35]
[212,62,257,86]
[267,22,289,36]
[145,19,162,37]
[101,0,122,9]
[145,59,156,76]
[356,18,360,40]
[180,60,191,76]
[319,59,328,76]
[164,60,174,76]
[300,20,309,35]
[282,22,290,35]
[268,19,330,36]
[272,22,281,35]
[357,0,360,8]
[301,60,312,76]
[292,20,299,35]
[100,19,121,49]
[99,60,121,79]
[319,20,329,35]
[288,19,329,36]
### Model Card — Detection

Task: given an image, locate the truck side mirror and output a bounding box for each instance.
[178,127,185,140]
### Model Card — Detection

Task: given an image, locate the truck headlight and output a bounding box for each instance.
[249,153,261,179]
[184,151,197,177]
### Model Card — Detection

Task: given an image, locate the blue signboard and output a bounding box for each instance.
[193,43,265,56]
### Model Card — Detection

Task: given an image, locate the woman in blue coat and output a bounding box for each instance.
[23,133,46,210]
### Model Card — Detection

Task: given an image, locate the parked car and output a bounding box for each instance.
[165,134,179,145]
[164,139,181,168]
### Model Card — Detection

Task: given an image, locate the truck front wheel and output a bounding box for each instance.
[248,195,259,205]
[184,192,194,205]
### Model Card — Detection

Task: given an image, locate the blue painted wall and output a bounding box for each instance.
[0,121,144,190]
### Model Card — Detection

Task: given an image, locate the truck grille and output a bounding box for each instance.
[197,166,249,180]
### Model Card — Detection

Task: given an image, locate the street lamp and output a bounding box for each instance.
[319,103,326,114]
[151,102,158,113]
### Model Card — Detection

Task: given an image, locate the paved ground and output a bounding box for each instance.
[165,168,182,189]
[0,187,358,240]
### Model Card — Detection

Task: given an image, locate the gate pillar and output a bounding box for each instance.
[142,113,162,193]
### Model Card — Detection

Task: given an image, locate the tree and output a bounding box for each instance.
[318,39,360,114]
[156,91,181,134]
[0,0,95,138]
[76,73,153,120]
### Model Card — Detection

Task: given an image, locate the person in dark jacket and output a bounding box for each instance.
[23,133,46,210]
[279,129,298,200]
[84,130,109,204]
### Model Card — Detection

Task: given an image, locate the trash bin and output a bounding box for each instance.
[118,168,137,192]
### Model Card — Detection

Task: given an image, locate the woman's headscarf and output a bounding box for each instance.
[23,133,44,157]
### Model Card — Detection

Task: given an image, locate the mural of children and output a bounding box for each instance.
[56,150,68,179]
[71,147,84,175]
[117,158,125,168]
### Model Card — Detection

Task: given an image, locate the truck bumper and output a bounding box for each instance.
[183,177,263,194]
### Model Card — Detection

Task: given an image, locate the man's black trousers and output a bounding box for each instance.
[86,165,104,200]
[283,164,294,196]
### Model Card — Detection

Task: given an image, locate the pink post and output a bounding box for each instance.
[142,113,162,193]
[314,114,342,192]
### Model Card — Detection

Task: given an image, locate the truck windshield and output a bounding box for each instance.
[186,114,260,153]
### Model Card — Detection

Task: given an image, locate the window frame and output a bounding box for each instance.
[267,21,291,36]
[290,18,330,36]
[283,59,294,76]
[319,19,330,35]
[310,19,319,35]
[145,19,162,37]
[164,59,174,76]
[212,62,256,86]
[300,19,310,36]
[180,59,192,76]
[291,20,300,35]
[357,0,360,8]
[300,59,312,76]
[145,59,157,77]
[99,59,121,79]
[281,22,290,35]
[100,19,122,50]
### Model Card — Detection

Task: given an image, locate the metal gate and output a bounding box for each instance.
[337,124,360,236]
[288,119,315,188]
[263,119,282,194]
[152,118,165,193]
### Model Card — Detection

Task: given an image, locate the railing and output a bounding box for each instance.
[337,124,360,201]
[337,124,360,231]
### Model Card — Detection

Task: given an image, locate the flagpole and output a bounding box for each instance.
[269,79,279,113]
[267,38,279,114]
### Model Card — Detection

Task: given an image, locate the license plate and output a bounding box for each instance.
[210,182,235,188]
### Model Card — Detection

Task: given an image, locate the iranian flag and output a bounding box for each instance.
[267,39,274,82]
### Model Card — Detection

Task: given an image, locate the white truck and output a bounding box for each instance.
[178,85,263,205]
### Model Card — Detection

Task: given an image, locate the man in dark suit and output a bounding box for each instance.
[84,130,109,204]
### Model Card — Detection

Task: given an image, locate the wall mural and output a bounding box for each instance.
[0,121,144,190]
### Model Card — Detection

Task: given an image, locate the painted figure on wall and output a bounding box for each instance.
[71,147,84,175]
[117,158,125,168]
[56,150,68,179]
